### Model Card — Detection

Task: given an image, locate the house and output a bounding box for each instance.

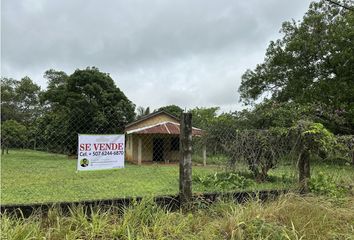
[125,110,203,164]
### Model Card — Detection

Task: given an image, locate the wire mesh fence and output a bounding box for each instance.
[192,122,354,196]
[192,128,299,195]
[1,108,128,155]
[1,110,181,205]
[1,109,353,205]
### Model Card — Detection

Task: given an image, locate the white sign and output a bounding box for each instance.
[77,134,125,171]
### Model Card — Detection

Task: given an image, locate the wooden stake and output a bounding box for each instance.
[179,113,193,208]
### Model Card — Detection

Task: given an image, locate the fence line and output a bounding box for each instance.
[1,109,353,206]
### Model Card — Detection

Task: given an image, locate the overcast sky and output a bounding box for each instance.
[1,0,311,112]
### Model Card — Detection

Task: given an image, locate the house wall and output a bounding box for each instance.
[149,134,180,162]
[125,113,181,164]
[125,134,153,163]
[125,135,133,161]
[125,114,179,132]
[126,134,180,163]
[132,135,140,162]
[140,134,153,161]
[165,148,180,162]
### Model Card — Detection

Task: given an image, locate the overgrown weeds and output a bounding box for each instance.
[309,172,349,198]
[1,194,353,239]
[193,172,256,192]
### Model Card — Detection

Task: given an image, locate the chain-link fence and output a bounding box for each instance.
[192,128,298,194]
[1,110,183,205]
[192,122,354,196]
[1,108,128,155]
[1,110,353,205]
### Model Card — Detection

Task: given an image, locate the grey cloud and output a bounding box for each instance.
[2,0,310,112]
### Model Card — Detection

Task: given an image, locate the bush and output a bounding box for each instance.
[309,172,348,198]
[336,135,354,165]
[221,128,290,182]
[1,120,28,152]
[193,172,255,192]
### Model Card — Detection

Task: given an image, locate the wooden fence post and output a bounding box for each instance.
[298,149,310,193]
[180,112,193,208]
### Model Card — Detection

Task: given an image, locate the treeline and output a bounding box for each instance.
[1,0,353,160]
[1,67,135,154]
[159,0,354,170]
[238,0,354,135]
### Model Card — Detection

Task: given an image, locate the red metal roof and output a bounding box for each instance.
[126,122,203,136]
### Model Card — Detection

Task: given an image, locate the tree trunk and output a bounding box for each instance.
[298,149,310,193]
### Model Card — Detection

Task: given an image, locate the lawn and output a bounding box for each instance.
[1,150,217,205]
[1,150,353,205]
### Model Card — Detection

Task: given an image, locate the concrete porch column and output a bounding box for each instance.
[138,137,142,165]
[203,144,207,167]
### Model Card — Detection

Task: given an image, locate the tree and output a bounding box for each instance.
[336,135,354,165]
[40,67,136,153]
[40,69,69,110]
[239,0,354,134]
[1,78,18,122]
[232,100,311,130]
[189,107,219,129]
[136,106,150,119]
[201,112,240,156]
[158,105,183,118]
[1,77,41,124]
[15,77,42,124]
[66,67,135,131]
[220,127,290,182]
[1,120,27,154]
[290,120,336,192]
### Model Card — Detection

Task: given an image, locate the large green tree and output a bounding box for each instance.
[39,67,136,153]
[189,107,220,129]
[1,120,28,154]
[239,0,354,134]
[157,105,183,118]
[1,78,18,122]
[1,77,41,124]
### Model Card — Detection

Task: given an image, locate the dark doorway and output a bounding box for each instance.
[153,138,164,162]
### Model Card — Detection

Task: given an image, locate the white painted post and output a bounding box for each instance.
[138,137,142,165]
[203,145,207,167]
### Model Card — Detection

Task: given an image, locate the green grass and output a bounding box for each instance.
[193,154,229,165]
[1,150,215,205]
[1,150,353,205]
[1,194,354,239]
[194,156,354,188]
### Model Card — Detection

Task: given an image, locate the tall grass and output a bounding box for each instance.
[1,194,353,240]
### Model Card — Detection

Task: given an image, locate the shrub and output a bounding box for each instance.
[221,128,290,182]
[309,172,348,198]
[1,120,28,153]
[336,135,354,165]
[193,172,255,192]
